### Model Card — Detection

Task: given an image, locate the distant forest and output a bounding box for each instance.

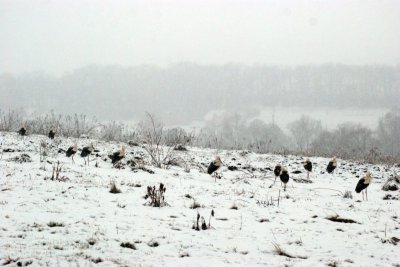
[1,63,399,122]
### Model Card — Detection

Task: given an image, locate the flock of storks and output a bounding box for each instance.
[17,126,373,200]
[206,154,372,200]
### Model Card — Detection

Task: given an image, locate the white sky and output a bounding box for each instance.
[1,0,399,75]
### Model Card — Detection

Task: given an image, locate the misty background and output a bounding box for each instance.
[1,0,400,160]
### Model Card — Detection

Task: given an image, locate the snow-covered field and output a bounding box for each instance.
[0,132,399,267]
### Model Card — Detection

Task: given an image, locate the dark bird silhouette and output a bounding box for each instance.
[109,145,125,164]
[81,143,94,165]
[208,156,222,181]
[48,129,55,139]
[274,164,282,184]
[279,167,290,191]
[355,172,373,201]
[18,127,26,136]
[303,159,312,179]
[326,156,337,174]
[66,143,78,163]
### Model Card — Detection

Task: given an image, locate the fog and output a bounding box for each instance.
[1,0,400,128]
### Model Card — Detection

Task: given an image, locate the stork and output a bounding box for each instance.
[66,143,78,163]
[109,145,125,164]
[48,129,55,140]
[279,167,289,191]
[18,126,26,136]
[274,164,282,184]
[81,143,94,165]
[326,156,337,174]
[207,156,222,181]
[355,172,373,201]
[303,159,312,179]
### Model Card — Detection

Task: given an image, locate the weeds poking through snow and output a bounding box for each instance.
[109,181,121,194]
[326,215,359,224]
[47,161,68,181]
[192,210,214,231]
[8,153,32,163]
[343,190,353,199]
[272,242,295,258]
[230,203,238,210]
[120,242,136,250]
[190,199,201,209]
[148,240,159,247]
[381,236,400,245]
[144,183,167,207]
[47,221,64,227]
[272,242,307,259]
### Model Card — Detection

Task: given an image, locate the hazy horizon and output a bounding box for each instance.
[1,0,400,76]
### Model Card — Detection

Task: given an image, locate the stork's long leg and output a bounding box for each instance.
[366,188,368,201]
[274,176,277,184]
[72,155,75,164]
[362,191,364,201]
[87,155,90,166]
[307,171,310,180]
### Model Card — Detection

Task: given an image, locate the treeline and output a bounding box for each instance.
[1,108,399,164]
[1,63,399,122]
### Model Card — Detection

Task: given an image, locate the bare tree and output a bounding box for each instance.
[138,112,176,168]
[288,115,322,154]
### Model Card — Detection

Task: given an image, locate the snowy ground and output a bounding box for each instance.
[0,132,399,267]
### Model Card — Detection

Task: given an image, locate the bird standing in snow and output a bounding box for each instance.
[208,156,222,181]
[66,143,78,163]
[81,143,94,165]
[274,164,282,184]
[18,126,26,136]
[303,159,312,179]
[355,172,373,201]
[48,129,55,139]
[279,167,290,191]
[109,145,125,164]
[326,156,337,174]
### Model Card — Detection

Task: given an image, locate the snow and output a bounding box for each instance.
[0,131,399,267]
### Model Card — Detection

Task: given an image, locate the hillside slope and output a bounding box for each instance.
[0,132,399,267]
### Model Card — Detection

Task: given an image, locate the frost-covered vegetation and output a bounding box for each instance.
[1,108,399,163]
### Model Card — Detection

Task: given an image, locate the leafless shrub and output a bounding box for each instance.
[192,210,214,231]
[343,190,353,199]
[39,140,48,163]
[144,183,167,207]
[110,181,122,194]
[0,109,23,132]
[189,199,201,209]
[46,161,68,182]
[138,112,176,168]
[99,121,124,141]
[272,242,295,258]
